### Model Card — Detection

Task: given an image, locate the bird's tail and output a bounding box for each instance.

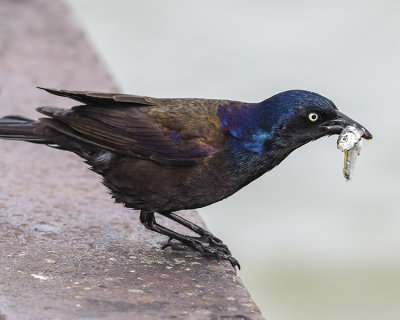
[0,115,50,143]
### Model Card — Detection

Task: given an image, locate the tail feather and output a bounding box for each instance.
[0,116,50,143]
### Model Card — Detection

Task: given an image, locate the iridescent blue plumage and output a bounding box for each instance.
[217,90,335,155]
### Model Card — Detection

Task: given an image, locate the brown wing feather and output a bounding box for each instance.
[36,90,229,165]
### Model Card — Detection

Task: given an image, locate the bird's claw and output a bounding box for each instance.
[199,231,231,255]
[161,236,240,270]
[201,245,240,270]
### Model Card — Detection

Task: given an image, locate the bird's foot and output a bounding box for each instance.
[141,211,240,269]
[162,232,231,255]
[198,231,231,255]
[161,237,240,269]
[158,212,231,254]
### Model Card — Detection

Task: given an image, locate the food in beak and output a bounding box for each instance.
[337,126,365,181]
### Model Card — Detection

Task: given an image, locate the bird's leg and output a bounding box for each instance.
[158,211,230,254]
[139,211,240,269]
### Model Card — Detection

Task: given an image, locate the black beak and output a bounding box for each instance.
[323,111,373,139]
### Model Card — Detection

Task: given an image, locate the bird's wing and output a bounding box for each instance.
[37,88,227,165]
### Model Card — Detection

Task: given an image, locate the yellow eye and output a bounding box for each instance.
[308,112,319,122]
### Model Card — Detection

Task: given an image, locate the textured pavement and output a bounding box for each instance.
[0,1,263,319]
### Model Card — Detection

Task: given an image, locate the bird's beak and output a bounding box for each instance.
[323,111,373,139]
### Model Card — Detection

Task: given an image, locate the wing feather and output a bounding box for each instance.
[36,89,228,166]
[38,87,155,107]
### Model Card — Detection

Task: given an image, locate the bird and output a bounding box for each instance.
[0,87,372,269]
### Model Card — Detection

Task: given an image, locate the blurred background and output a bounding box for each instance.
[65,1,399,319]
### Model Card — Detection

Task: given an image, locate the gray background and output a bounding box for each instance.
[65,1,399,319]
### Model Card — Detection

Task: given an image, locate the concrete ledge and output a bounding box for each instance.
[0,1,263,319]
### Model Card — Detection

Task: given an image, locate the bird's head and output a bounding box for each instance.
[257,90,373,153]
[218,90,372,157]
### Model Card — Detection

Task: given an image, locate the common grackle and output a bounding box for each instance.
[0,88,372,268]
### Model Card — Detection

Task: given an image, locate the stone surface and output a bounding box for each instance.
[0,1,263,319]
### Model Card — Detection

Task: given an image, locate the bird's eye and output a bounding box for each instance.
[308,112,319,122]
